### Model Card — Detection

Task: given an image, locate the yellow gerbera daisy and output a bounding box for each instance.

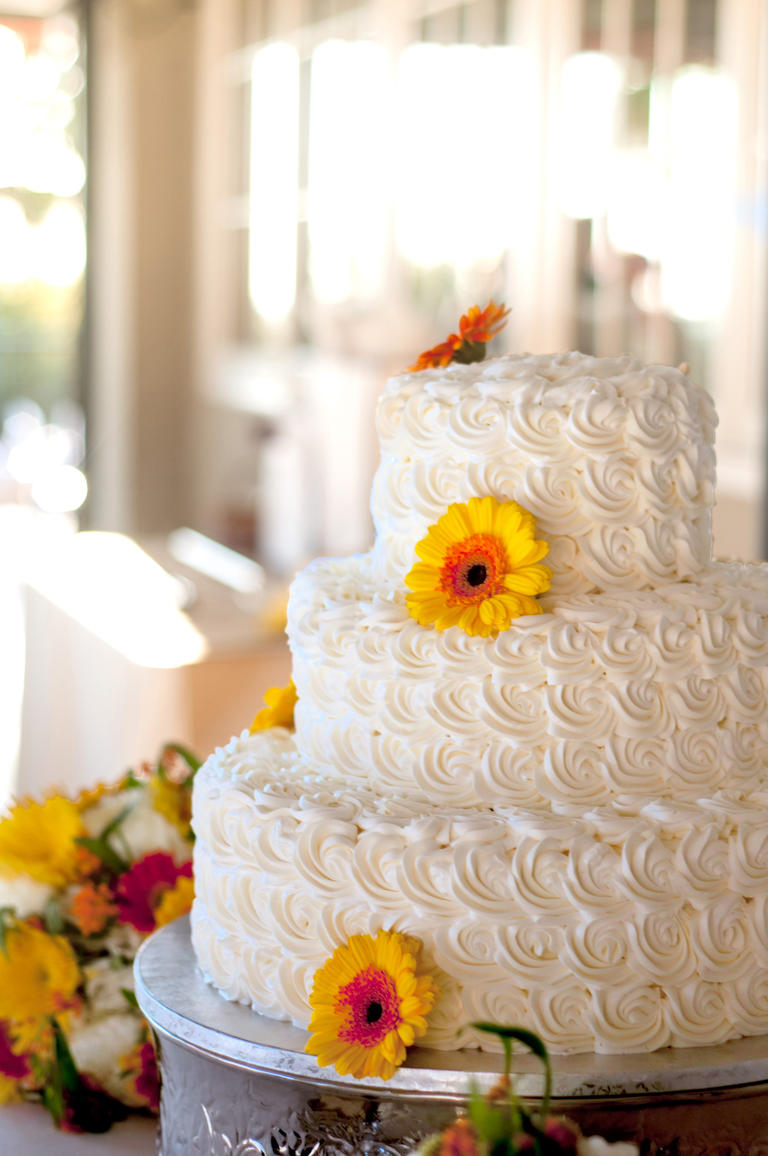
[154,874,195,928]
[405,495,552,638]
[0,923,81,1023]
[0,795,85,887]
[249,680,298,733]
[149,775,192,838]
[305,929,438,1081]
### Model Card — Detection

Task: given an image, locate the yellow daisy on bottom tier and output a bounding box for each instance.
[305,930,438,1081]
[405,495,552,638]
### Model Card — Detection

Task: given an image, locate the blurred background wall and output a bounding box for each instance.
[1,0,767,798]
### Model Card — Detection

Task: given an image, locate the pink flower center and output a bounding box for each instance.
[336,966,401,1048]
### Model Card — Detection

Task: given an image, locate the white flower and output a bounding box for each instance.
[66,1012,142,1101]
[82,959,135,1017]
[81,788,188,862]
[0,873,53,917]
[578,1138,639,1156]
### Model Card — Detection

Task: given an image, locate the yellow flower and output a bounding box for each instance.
[149,775,192,838]
[74,781,115,811]
[405,496,552,638]
[305,929,438,1081]
[0,923,81,1023]
[0,1074,24,1104]
[153,875,194,928]
[249,680,297,733]
[0,795,85,887]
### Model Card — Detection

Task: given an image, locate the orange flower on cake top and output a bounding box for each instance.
[405,496,552,638]
[408,300,510,371]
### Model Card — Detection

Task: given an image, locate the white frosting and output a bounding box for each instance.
[191,730,768,1055]
[191,351,768,1057]
[288,555,768,807]
[371,353,716,596]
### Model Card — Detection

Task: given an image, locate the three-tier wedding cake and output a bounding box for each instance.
[191,333,768,1057]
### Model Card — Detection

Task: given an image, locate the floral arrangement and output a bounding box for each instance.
[418,1024,638,1156]
[405,495,552,637]
[409,301,511,371]
[0,743,198,1132]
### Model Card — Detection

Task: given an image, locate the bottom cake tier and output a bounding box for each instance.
[137,918,768,1156]
[191,730,768,1055]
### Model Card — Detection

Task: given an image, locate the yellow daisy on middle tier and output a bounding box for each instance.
[405,495,552,638]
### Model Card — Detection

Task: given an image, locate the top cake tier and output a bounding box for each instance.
[370,352,717,597]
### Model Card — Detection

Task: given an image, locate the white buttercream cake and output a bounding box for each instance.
[191,352,768,1055]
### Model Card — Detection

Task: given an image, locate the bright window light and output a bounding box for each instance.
[395,44,526,268]
[0,196,32,284]
[559,52,623,220]
[308,40,389,303]
[27,533,206,669]
[248,42,299,323]
[606,150,666,260]
[660,66,736,322]
[24,134,85,196]
[30,464,87,513]
[0,24,25,90]
[34,201,86,286]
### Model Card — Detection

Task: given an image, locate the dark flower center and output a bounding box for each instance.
[366,1001,383,1023]
[466,564,487,587]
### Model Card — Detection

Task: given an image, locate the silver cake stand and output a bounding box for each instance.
[135,918,768,1155]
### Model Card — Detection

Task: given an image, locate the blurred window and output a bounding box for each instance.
[197,0,767,560]
[0,6,88,514]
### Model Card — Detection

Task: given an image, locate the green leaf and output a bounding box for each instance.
[467,1083,521,1148]
[74,835,127,876]
[52,1019,80,1094]
[43,897,65,935]
[39,1018,81,1127]
[160,742,201,776]
[74,802,137,876]
[470,1024,553,1120]
[121,987,139,1010]
[416,1135,444,1156]
[98,804,134,842]
[0,906,16,957]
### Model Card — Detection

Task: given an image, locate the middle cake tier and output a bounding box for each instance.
[289,555,768,807]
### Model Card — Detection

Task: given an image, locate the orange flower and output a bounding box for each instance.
[409,334,462,372]
[408,301,510,372]
[458,300,510,344]
[69,881,118,937]
[440,1118,481,1156]
[73,845,103,880]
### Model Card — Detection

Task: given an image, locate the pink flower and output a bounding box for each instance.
[133,1041,159,1112]
[114,852,192,933]
[0,1020,30,1081]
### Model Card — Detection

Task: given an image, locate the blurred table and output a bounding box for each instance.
[0,1104,157,1154]
[16,529,291,800]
